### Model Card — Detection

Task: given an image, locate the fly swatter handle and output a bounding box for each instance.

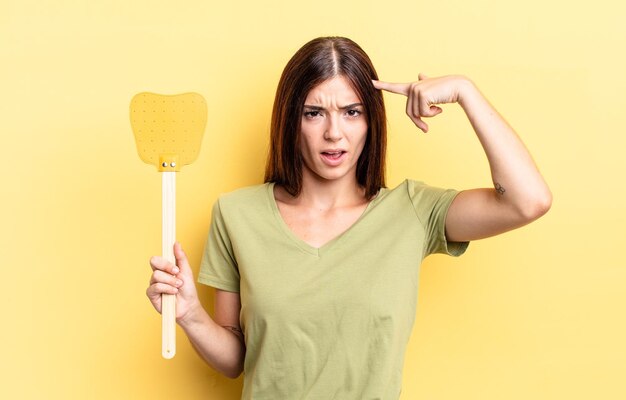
[162,172,176,359]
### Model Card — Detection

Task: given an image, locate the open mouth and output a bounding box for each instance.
[321,150,346,160]
[320,150,347,165]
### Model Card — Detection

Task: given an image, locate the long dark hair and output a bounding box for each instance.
[264,36,386,199]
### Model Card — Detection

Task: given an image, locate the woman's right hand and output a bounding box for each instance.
[146,242,201,323]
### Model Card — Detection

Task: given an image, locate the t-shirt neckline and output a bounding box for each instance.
[266,182,384,257]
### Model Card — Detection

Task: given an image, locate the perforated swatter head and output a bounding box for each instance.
[130,92,207,171]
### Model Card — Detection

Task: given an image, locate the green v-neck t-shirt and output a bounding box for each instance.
[198,179,469,399]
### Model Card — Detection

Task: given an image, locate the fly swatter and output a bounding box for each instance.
[130,92,207,359]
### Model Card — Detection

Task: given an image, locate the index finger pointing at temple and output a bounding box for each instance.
[372,80,410,96]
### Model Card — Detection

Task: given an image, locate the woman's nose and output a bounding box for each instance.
[323,115,342,141]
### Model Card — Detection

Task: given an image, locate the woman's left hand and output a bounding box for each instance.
[376,73,552,242]
[373,74,470,133]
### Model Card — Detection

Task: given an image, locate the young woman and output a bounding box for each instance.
[147,36,551,399]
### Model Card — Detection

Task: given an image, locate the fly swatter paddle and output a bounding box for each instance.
[130,92,207,359]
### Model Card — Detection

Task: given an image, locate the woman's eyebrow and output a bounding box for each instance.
[303,103,364,110]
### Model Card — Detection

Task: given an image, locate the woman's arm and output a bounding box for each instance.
[147,243,245,378]
[445,76,552,241]
[374,75,552,241]
[178,289,245,379]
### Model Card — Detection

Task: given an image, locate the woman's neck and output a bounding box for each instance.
[287,170,366,210]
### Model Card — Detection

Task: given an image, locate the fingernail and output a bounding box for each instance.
[173,267,180,274]
[176,280,182,286]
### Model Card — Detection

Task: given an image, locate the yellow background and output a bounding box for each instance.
[2,0,625,399]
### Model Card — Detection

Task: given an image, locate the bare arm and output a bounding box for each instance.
[374,75,551,242]
[446,77,552,241]
[147,243,245,378]
[178,289,245,379]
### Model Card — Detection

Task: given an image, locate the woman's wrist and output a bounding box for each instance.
[456,75,479,109]
[177,299,208,330]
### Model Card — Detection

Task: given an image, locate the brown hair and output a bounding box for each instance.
[264,36,386,199]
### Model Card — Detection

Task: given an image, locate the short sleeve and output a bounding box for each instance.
[198,198,240,292]
[406,180,469,257]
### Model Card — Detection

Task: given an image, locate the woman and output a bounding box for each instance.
[147,36,551,399]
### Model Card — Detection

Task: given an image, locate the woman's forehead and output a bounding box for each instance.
[304,76,362,105]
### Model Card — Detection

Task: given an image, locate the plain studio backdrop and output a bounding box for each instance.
[1,0,624,399]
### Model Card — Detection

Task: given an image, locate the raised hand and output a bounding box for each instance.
[373,74,469,133]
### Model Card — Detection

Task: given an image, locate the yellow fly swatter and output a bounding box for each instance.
[130,92,207,359]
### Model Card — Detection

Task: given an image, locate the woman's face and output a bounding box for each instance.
[299,75,368,185]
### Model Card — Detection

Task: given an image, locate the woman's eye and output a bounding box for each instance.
[304,110,321,118]
[347,109,362,117]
